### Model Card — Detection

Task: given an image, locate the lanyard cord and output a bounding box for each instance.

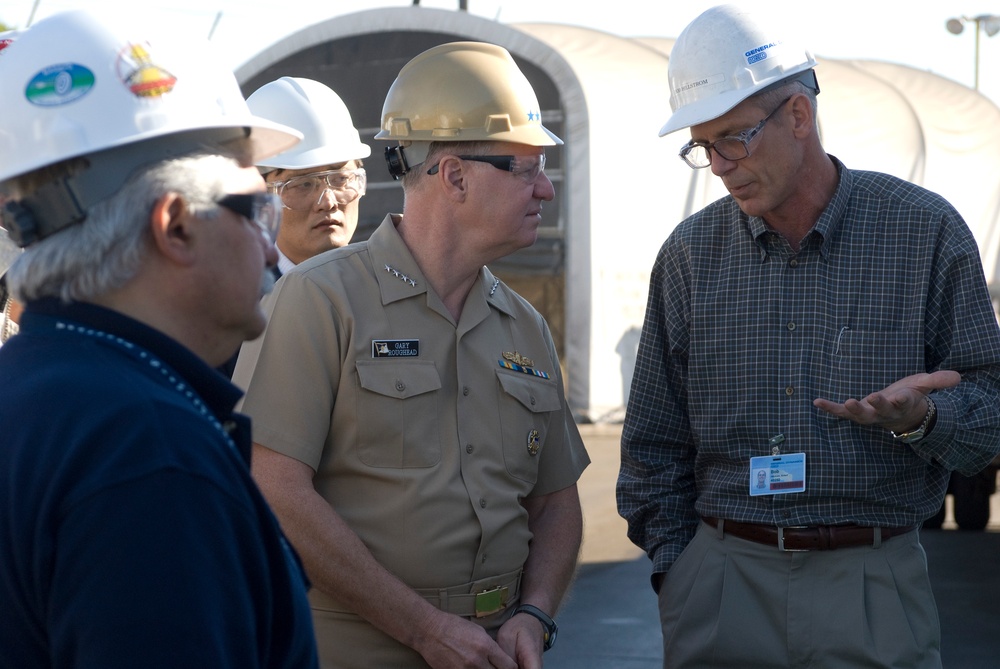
[54,320,239,456]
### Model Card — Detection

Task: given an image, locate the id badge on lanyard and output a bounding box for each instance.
[749,434,806,496]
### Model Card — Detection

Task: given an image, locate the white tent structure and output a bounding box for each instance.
[237,7,1000,423]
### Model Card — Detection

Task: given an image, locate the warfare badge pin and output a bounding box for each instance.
[526,429,540,456]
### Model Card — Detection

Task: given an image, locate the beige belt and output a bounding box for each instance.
[413,568,522,618]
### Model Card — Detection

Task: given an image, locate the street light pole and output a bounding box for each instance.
[947,14,1000,90]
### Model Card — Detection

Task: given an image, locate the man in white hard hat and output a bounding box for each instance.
[247,76,371,274]
[233,41,589,668]
[617,5,1000,668]
[217,77,370,378]
[0,11,318,668]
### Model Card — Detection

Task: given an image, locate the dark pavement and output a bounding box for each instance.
[544,424,1000,669]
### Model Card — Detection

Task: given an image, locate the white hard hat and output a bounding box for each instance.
[0,10,301,184]
[375,42,561,178]
[0,9,302,246]
[660,4,818,136]
[248,77,371,172]
[0,28,21,55]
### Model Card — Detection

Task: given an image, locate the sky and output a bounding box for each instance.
[3,0,1000,104]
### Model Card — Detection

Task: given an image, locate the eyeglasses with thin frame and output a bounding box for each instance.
[426,154,546,183]
[216,192,282,244]
[268,168,367,211]
[678,96,793,169]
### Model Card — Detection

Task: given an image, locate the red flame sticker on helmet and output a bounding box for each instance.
[116,41,177,98]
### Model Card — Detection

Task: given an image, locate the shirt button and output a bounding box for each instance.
[530,396,536,406]
[395,381,406,392]
[479,498,487,508]
[463,386,470,396]
[481,554,488,563]
[785,386,795,396]
[466,444,474,454]
[786,322,796,331]
[788,258,799,268]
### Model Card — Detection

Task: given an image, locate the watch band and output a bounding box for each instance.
[891,396,936,443]
[513,604,558,651]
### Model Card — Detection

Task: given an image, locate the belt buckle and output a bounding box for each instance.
[777,526,811,552]
[474,585,510,618]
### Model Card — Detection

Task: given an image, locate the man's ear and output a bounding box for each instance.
[435,155,469,203]
[149,193,198,266]
[789,95,815,139]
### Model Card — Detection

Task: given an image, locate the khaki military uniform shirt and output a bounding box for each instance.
[234,215,589,609]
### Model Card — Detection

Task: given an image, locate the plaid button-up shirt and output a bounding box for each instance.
[618,157,1000,575]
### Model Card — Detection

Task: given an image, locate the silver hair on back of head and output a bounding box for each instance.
[751,80,819,125]
[7,153,242,303]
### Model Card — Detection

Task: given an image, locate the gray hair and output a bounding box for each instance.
[751,80,819,126]
[7,153,242,302]
[401,140,498,191]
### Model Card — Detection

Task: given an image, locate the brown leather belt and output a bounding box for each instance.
[702,517,918,551]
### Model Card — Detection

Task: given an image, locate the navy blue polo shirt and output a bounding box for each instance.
[0,298,317,668]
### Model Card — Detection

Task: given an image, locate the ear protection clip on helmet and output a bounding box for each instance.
[2,183,85,248]
[384,145,411,181]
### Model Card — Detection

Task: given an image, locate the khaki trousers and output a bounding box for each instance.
[659,520,941,669]
[312,609,426,669]
[311,597,512,668]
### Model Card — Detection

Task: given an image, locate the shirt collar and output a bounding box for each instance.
[744,154,849,260]
[276,247,296,276]
[368,214,429,305]
[367,214,518,319]
[21,297,243,419]
[811,155,850,258]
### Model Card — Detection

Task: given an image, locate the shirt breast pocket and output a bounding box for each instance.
[355,360,442,468]
[827,328,922,401]
[496,371,562,483]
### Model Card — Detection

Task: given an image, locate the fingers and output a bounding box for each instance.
[487,647,519,669]
[420,616,516,669]
[496,616,542,669]
[922,370,961,392]
[815,370,961,423]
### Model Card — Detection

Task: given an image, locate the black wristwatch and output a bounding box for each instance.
[514,604,558,651]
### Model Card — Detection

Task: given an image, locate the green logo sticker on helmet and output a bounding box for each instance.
[25,63,95,106]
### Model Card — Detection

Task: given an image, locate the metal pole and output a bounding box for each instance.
[207,11,222,41]
[26,0,42,26]
[975,17,981,90]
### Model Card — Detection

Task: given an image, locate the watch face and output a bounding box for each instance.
[894,427,925,443]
